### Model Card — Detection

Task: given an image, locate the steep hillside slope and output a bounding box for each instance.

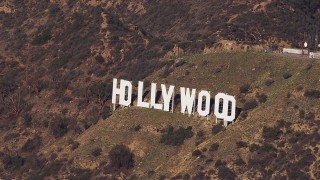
[1,52,320,179]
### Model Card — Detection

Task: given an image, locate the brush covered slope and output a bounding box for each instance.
[1,51,320,179]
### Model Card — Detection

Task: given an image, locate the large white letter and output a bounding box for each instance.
[112,78,121,104]
[197,90,210,116]
[119,79,132,106]
[137,81,150,108]
[150,83,163,110]
[214,93,236,122]
[161,84,174,112]
[180,87,196,115]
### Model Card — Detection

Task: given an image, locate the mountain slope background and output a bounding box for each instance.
[0,0,320,179]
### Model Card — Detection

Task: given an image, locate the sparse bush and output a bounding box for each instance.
[249,143,260,152]
[256,93,268,103]
[51,118,69,138]
[265,78,275,86]
[40,160,63,177]
[218,166,236,180]
[215,160,226,167]
[196,130,205,145]
[243,99,258,111]
[209,143,219,151]
[69,140,80,151]
[4,133,20,142]
[50,54,71,71]
[21,135,41,152]
[262,126,282,141]
[299,110,305,119]
[304,89,320,99]
[108,144,134,170]
[202,60,208,66]
[236,141,248,148]
[282,72,292,79]
[260,143,277,152]
[305,112,315,120]
[174,60,186,67]
[286,92,291,99]
[296,85,303,91]
[159,66,173,78]
[82,108,100,129]
[68,168,93,180]
[213,67,222,74]
[2,155,25,170]
[239,84,250,93]
[240,111,248,120]
[95,55,105,63]
[306,63,312,71]
[192,149,202,157]
[31,29,52,45]
[23,113,32,127]
[212,124,224,135]
[183,173,191,180]
[234,158,245,165]
[101,106,110,119]
[159,175,166,180]
[91,147,102,157]
[160,126,193,146]
[133,125,142,132]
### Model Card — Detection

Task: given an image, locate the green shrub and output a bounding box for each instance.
[95,55,105,63]
[69,140,80,151]
[21,135,41,152]
[306,63,313,71]
[91,147,102,157]
[209,143,219,151]
[108,144,134,170]
[101,106,110,119]
[2,155,25,170]
[31,29,52,45]
[249,143,260,152]
[49,54,71,71]
[256,93,268,103]
[239,84,250,93]
[262,126,282,141]
[282,72,292,79]
[296,85,303,91]
[218,166,236,180]
[236,141,248,148]
[240,111,248,119]
[160,126,194,146]
[51,118,69,138]
[304,89,320,99]
[243,99,258,111]
[23,113,32,127]
[305,112,315,120]
[82,108,100,129]
[40,160,63,177]
[133,125,142,132]
[260,143,277,152]
[265,79,275,86]
[192,149,202,157]
[212,124,224,135]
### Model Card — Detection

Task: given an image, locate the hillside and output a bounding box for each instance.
[0,0,320,179]
[1,51,320,179]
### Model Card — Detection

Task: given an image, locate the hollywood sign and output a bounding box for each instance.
[112,78,236,123]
